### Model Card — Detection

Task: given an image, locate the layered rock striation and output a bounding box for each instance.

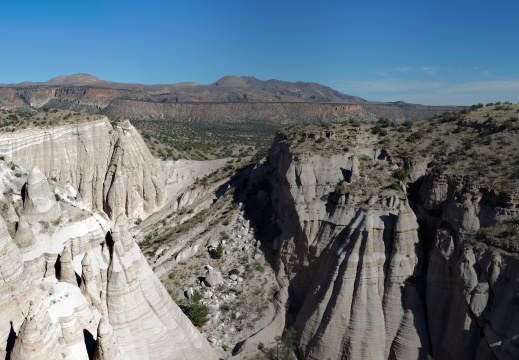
[0,117,165,220]
[0,159,216,359]
[254,129,429,359]
[244,116,519,359]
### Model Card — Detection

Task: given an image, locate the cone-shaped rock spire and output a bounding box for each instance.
[6,203,19,223]
[59,245,78,285]
[13,216,36,249]
[23,166,61,221]
[349,154,360,182]
[10,308,49,360]
[93,317,128,360]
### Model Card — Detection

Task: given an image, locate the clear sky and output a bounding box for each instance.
[1,0,518,105]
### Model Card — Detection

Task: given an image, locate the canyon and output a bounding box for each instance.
[0,103,518,359]
[0,116,222,359]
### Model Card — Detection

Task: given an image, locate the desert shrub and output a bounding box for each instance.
[215,243,223,259]
[182,290,208,327]
[407,131,424,143]
[229,268,240,276]
[504,226,519,237]
[377,117,391,127]
[55,194,60,201]
[14,173,22,178]
[389,182,401,191]
[393,168,408,181]
[446,153,459,164]
[266,327,298,360]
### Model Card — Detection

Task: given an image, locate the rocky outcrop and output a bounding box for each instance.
[418,177,519,360]
[0,118,166,220]
[204,270,224,287]
[246,124,519,360]
[102,121,166,219]
[249,131,429,359]
[104,214,216,359]
[23,166,61,221]
[93,317,128,360]
[0,160,217,359]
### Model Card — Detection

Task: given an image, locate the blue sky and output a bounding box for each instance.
[1,0,518,105]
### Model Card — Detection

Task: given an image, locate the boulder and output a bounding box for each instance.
[204,270,224,287]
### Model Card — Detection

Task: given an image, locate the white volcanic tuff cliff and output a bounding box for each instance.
[419,177,519,360]
[102,120,166,219]
[258,134,429,359]
[0,118,166,220]
[292,206,428,359]
[104,214,216,359]
[0,165,217,359]
[257,126,519,360]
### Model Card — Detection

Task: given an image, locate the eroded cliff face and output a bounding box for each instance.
[0,162,217,359]
[0,117,165,220]
[251,112,519,360]
[419,176,519,360]
[256,129,429,359]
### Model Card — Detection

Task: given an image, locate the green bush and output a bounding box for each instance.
[504,226,518,237]
[14,173,22,178]
[229,268,240,276]
[407,131,424,143]
[393,168,408,181]
[389,182,401,191]
[266,327,298,360]
[55,194,61,201]
[215,243,224,259]
[182,290,208,327]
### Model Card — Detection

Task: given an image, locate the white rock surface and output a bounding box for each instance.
[0,160,217,359]
[0,118,165,221]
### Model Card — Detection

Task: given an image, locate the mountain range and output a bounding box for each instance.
[0,74,464,122]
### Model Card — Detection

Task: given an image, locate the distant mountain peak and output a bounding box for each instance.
[211,75,253,87]
[46,74,101,85]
